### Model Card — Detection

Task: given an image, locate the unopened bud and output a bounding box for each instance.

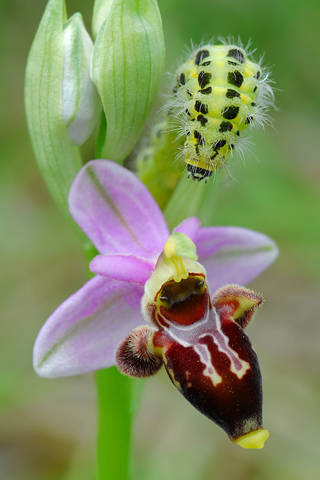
[92,0,114,40]
[62,13,101,145]
[91,0,165,162]
[25,0,83,221]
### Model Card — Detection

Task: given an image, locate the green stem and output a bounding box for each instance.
[95,368,134,480]
[83,247,136,480]
[83,248,134,479]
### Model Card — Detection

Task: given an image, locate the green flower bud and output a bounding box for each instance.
[91,0,165,163]
[92,0,114,40]
[25,0,82,220]
[62,13,101,145]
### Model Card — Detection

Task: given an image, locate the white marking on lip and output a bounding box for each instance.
[199,325,250,380]
[158,298,250,382]
[194,343,222,386]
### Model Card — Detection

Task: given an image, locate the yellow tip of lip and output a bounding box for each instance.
[233,428,269,449]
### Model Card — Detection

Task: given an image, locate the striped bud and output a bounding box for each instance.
[91,0,165,162]
[91,0,114,40]
[25,0,83,221]
[62,13,101,145]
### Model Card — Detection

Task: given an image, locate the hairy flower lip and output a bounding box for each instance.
[33,159,278,378]
[119,278,267,444]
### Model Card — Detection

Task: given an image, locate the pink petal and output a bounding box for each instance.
[173,217,201,242]
[90,254,154,285]
[33,276,144,378]
[69,160,169,257]
[195,226,279,291]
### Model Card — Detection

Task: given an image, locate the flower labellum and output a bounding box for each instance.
[117,233,269,448]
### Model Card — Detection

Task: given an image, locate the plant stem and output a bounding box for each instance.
[84,247,134,480]
[95,367,134,480]
[164,173,221,230]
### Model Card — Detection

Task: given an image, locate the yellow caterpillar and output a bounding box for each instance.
[172,43,273,180]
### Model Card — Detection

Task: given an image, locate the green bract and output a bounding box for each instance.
[91,0,165,163]
[62,13,101,145]
[164,176,220,231]
[25,0,82,220]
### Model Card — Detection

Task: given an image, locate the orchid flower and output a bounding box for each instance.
[33,159,278,447]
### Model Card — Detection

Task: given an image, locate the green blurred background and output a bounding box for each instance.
[1,0,320,478]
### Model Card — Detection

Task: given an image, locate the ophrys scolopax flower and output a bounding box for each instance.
[33,159,277,447]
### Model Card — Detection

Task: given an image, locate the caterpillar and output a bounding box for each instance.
[171,42,274,181]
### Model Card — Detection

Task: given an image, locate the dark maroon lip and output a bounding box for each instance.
[116,283,265,442]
